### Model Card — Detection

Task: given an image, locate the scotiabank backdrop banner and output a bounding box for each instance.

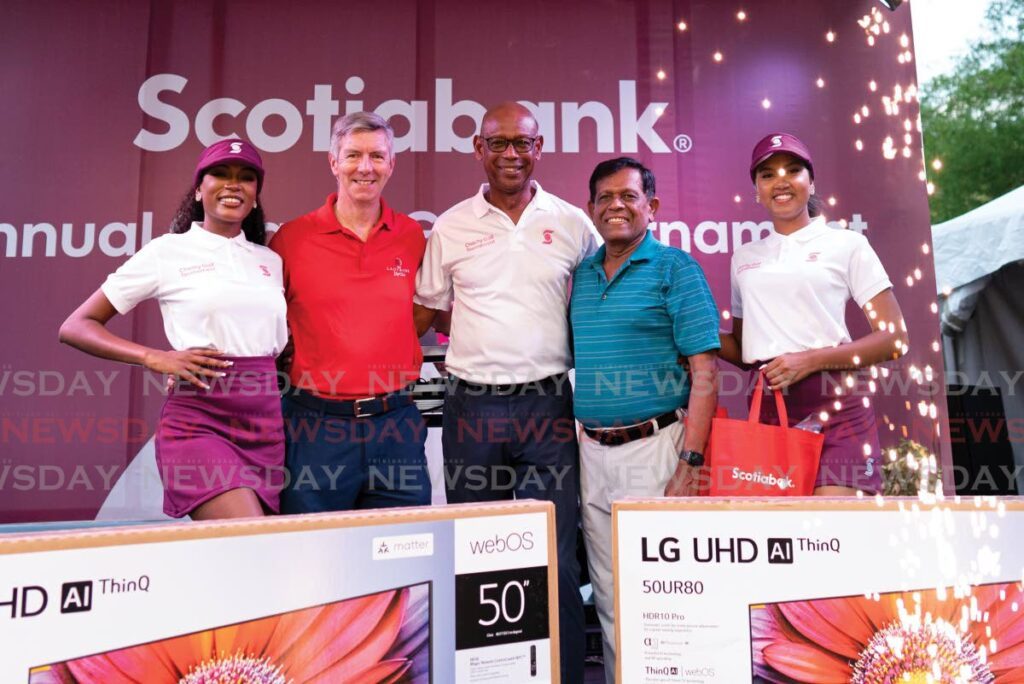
[1,1,947,522]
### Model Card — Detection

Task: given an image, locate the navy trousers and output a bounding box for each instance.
[279,397,431,512]
[443,377,585,684]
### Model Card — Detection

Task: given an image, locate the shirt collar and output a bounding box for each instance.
[590,230,656,270]
[315,194,395,235]
[471,180,552,219]
[188,222,255,251]
[769,216,829,244]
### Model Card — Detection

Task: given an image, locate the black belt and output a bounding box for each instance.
[450,373,568,396]
[288,386,414,418]
[583,410,680,447]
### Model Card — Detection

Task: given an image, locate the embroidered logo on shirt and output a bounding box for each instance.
[806,252,820,262]
[387,257,411,278]
[259,265,272,277]
[736,261,762,274]
[542,229,554,244]
[465,235,496,252]
[178,263,216,277]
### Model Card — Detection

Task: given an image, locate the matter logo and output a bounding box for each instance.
[542,229,554,244]
[229,142,243,154]
[373,534,433,560]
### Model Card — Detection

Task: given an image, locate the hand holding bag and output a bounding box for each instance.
[705,372,824,496]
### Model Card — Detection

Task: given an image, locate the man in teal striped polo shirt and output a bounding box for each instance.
[569,157,720,683]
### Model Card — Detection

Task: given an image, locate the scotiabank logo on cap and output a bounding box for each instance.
[229,141,243,154]
[771,135,784,147]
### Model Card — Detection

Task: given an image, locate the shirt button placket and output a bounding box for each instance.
[226,243,242,281]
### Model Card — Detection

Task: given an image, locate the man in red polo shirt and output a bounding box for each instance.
[269,111,430,511]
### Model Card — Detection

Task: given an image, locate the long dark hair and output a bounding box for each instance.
[808,193,824,218]
[169,188,267,245]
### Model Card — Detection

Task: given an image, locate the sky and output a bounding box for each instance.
[910,0,993,84]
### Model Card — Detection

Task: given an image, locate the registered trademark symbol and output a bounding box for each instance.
[673,134,693,153]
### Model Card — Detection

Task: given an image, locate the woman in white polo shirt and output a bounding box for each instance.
[718,133,908,495]
[59,139,287,519]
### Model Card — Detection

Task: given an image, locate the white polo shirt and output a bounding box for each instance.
[415,181,597,384]
[730,216,892,364]
[101,223,288,357]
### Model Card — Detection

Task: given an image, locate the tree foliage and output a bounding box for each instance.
[920,0,1024,224]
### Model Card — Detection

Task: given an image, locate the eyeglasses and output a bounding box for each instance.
[482,137,538,153]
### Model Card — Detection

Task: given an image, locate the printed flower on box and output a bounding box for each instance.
[29,585,429,684]
[752,582,1024,683]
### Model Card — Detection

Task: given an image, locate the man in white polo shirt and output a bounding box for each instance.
[414,101,596,684]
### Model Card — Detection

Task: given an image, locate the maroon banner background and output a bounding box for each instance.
[0,1,948,522]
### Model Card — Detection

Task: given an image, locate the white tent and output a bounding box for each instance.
[933,185,1024,491]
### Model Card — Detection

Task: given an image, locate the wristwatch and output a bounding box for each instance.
[679,450,705,467]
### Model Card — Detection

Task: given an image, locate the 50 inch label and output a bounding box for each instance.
[455,565,549,650]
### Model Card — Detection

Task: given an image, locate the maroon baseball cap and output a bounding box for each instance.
[193,138,265,191]
[749,133,814,181]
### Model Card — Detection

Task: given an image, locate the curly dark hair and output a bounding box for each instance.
[169,188,267,245]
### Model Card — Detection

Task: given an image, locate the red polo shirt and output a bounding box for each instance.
[270,195,425,398]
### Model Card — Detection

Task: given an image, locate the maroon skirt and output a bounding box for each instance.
[155,356,285,517]
[749,370,883,493]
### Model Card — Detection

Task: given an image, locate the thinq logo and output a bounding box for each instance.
[134,75,676,155]
[731,467,793,490]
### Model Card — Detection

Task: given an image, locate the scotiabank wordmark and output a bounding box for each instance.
[134,75,674,154]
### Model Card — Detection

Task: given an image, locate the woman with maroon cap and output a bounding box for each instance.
[718,133,908,495]
[59,139,287,519]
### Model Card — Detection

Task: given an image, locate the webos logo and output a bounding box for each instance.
[468,530,535,555]
[1,581,93,618]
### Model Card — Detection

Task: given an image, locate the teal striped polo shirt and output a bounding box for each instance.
[570,231,720,428]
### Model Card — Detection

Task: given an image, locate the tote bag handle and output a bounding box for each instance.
[748,371,789,427]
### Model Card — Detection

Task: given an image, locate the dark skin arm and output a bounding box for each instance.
[718,318,746,368]
[664,350,719,497]
[276,335,294,375]
[58,289,230,389]
[414,303,451,337]
[763,289,908,389]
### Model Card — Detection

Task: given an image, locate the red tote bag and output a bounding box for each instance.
[705,373,824,496]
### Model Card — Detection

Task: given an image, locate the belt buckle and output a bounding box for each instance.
[353,397,375,417]
[601,430,625,447]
